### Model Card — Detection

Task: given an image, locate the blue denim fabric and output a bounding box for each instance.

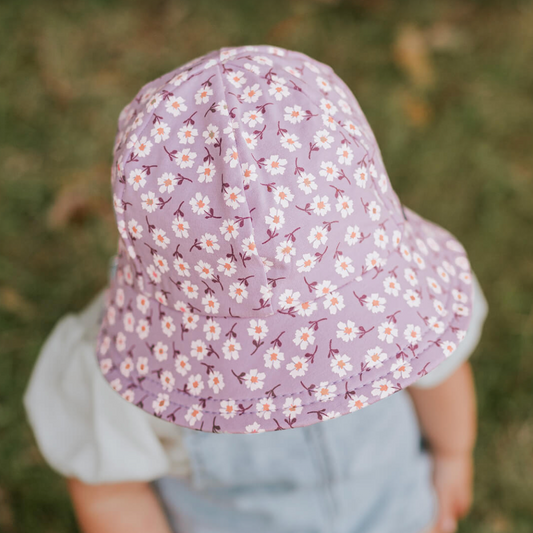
[153,390,437,533]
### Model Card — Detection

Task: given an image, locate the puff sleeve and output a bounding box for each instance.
[23,289,190,485]
[410,272,488,389]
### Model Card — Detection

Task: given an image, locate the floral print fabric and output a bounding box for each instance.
[96,45,474,433]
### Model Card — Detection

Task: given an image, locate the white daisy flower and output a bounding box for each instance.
[241,131,258,150]
[367,201,381,221]
[297,172,317,194]
[324,291,345,315]
[161,315,176,338]
[128,168,146,190]
[337,320,357,342]
[319,161,339,181]
[153,393,170,415]
[255,398,276,420]
[222,338,241,361]
[427,277,443,295]
[203,318,221,341]
[284,105,305,124]
[336,145,353,165]
[247,319,269,341]
[160,371,175,392]
[220,219,239,241]
[152,228,170,249]
[153,342,169,362]
[282,397,303,417]
[442,341,457,358]
[286,356,308,378]
[166,96,187,117]
[310,195,331,216]
[404,289,421,308]
[273,185,294,207]
[278,289,300,310]
[226,70,247,88]
[208,370,225,394]
[202,294,220,314]
[185,405,203,426]
[265,155,287,176]
[428,316,445,334]
[296,253,317,273]
[315,382,337,402]
[151,121,170,143]
[202,124,219,145]
[390,360,412,380]
[217,257,236,277]
[383,276,401,296]
[293,327,315,350]
[349,394,369,412]
[187,374,204,396]
[200,233,220,254]
[314,129,334,149]
[336,195,354,218]
[158,172,177,193]
[263,347,285,370]
[366,293,386,313]
[177,125,198,145]
[404,324,422,345]
[220,400,237,419]
[173,148,197,170]
[194,86,213,105]
[371,379,394,399]
[335,255,355,278]
[281,133,302,152]
[245,422,265,434]
[374,228,389,249]
[189,192,210,215]
[141,191,157,213]
[365,346,388,369]
[275,239,296,263]
[269,81,290,100]
[330,354,353,377]
[378,321,398,344]
[244,369,265,391]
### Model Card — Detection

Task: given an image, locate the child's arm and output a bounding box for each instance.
[67,478,173,533]
[408,361,477,533]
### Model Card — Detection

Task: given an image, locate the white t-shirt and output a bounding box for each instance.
[23,274,488,485]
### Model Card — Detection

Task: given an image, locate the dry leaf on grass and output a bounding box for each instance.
[265,14,306,43]
[46,182,95,229]
[46,165,112,229]
[399,90,433,127]
[0,286,35,319]
[0,487,14,533]
[426,22,468,52]
[34,30,74,109]
[393,24,435,89]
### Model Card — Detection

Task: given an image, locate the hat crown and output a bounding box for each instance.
[111,45,404,318]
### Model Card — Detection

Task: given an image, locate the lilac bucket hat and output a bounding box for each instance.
[96,45,474,433]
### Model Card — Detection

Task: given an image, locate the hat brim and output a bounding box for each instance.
[95,207,474,434]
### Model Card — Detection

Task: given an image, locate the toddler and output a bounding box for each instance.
[25,45,488,533]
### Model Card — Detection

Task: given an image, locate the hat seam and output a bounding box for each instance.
[215,56,405,314]
[114,58,220,297]
[101,263,463,412]
[114,48,404,320]
[212,60,274,314]
[104,308,462,416]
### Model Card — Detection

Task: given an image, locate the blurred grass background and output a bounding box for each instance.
[1,0,533,531]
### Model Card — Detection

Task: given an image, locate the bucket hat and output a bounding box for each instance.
[96,45,474,433]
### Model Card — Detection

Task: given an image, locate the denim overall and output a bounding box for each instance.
[153,390,437,533]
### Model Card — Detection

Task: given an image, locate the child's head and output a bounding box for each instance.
[97,45,474,433]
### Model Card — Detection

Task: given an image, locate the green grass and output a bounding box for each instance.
[1,0,533,531]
